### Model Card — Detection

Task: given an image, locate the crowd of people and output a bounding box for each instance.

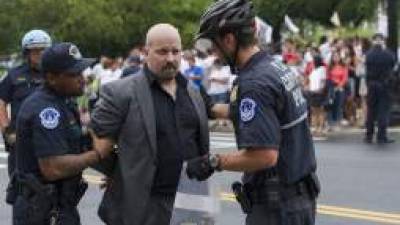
[78,34,383,139]
[78,45,237,128]
[281,36,372,138]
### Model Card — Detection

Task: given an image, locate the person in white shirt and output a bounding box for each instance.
[99,58,122,85]
[208,58,232,128]
[208,59,231,101]
[319,36,331,65]
[308,55,328,137]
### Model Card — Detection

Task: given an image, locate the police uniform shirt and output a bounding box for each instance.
[229,51,316,185]
[365,46,396,82]
[15,86,82,176]
[0,63,43,129]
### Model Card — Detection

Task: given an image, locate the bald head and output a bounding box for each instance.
[146,23,181,47]
[144,23,182,81]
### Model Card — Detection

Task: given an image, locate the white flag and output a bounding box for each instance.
[255,16,273,45]
[284,15,300,34]
[330,11,341,27]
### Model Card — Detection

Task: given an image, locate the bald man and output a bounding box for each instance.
[90,23,210,225]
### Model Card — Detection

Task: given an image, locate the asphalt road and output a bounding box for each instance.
[0,128,399,225]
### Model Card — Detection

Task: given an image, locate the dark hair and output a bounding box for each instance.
[218,26,257,48]
[328,51,345,71]
[319,36,327,45]
[313,55,324,67]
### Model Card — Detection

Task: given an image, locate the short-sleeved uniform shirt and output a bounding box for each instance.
[0,63,43,130]
[229,51,316,185]
[15,86,83,177]
[366,46,396,82]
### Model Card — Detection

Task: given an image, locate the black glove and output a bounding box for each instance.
[186,154,220,181]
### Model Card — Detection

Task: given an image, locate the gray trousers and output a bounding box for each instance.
[141,195,175,225]
[246,194,316,225]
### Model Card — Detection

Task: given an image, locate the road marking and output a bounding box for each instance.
[317,208,400,224]
[319,205,400,220]
[221,193,400,224]
[0,170,396,224]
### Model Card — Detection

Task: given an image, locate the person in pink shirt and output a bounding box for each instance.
[327,51,348,128]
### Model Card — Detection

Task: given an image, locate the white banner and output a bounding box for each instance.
[255,16,273,47]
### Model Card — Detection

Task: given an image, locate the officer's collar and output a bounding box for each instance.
[41,85,68,101]
[238,50,269,74]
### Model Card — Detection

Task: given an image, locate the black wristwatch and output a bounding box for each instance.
[209,154,222,171]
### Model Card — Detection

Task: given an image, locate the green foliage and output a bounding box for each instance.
[0,0,384,56]
[0,0,212,56]
[254,0,379,28]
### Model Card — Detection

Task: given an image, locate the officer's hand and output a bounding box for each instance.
[90,130,115,159]
[186,155,215,181]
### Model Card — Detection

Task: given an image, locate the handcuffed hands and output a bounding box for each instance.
[186,154,215,181]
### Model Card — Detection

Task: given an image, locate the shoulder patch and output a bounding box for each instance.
[240,98,257,122]
[39,107,60,129]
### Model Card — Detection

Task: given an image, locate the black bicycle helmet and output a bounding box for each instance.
[196,0,255,40]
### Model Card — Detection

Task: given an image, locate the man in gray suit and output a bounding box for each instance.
[89,23,210,225]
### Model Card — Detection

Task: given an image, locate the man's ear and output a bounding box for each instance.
[46,72,58,86]
[222,33,237,50]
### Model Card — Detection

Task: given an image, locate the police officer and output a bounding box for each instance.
[186,1,319,224]
[0,30,52,179]
[13,42,104,225]
[364,33,396,144]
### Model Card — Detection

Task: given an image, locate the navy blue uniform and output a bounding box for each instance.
[13,86,85,225]
[365,46,396,142]
[229,51,318,225]
[0,63,43,176]
[121,65,141,78]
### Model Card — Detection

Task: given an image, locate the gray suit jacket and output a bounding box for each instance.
[90,70,209,225]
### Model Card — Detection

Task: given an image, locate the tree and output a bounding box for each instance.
[253,0,380,42]
[0,0,213,56]
[0,0,385,56]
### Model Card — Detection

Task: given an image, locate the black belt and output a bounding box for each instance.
[248,179,311,204]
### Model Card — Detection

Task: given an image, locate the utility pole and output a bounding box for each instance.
[387,0,398,59]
